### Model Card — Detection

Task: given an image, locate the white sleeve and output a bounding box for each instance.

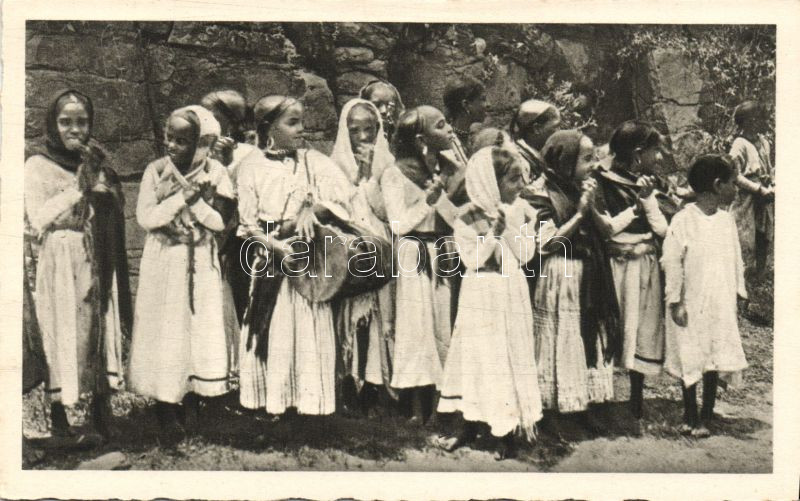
[597,206,637,237]
[641,192,668,238]
[188,198,224,232]
[24,158,83,235]
[381,168,434,235]
[660,214,687,305]
[236,160,264,238]
[136,166,186,231]
[454,218,497,271]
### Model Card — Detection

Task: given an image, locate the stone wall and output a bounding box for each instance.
[25,21,709,295]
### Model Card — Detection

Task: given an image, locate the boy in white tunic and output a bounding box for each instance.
[662,154,748,438]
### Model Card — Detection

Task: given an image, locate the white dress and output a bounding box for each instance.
[24,155,125,406]
[438,200,543,438]
[380,164,459,389]
[237,148,352,415]
[662,204,748,388]
[128,157,234,403]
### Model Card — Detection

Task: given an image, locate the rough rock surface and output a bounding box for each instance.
[25,22,710,294]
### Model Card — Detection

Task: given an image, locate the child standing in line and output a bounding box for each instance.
[527,130,622,436]
[129,105,235,445]
[662,154,748,438]
[595,121,669,425]
[437,136,542,460]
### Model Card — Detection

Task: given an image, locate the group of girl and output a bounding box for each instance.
[24,77,772,459]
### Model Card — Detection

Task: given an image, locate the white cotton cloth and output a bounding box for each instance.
[128,157,235,403]
[236,148,353,414]
[25,155,125,406]
[438,147,542,438]
[661,204,748,388]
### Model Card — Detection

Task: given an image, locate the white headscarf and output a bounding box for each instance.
[330,98,394,185]
[465,145,503,219]
[171,105,222,170]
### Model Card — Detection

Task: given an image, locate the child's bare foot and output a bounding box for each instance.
[691,425,711,438]
[678,423,694,435]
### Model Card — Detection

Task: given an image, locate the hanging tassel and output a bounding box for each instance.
[188,232,196,314]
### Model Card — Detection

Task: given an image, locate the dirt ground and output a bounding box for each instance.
[22,311,772,473]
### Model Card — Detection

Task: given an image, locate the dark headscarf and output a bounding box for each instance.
[529,130,622,368]
[32,89,133,390]
[34,89,95,172]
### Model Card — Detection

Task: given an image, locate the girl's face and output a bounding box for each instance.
[419,107,453,153]
[498,162,526,204]
[347,106,379,153]
[464,91,487,123]
[367,84,397,125]
[573,136,596,181]
[56,102,90,151]
[164,115,198,169]
[269,102,305,150]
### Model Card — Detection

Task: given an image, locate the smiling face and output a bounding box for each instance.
[498,161,526,204]
[418,106,453,153]
[56,102,90,151]
[347,105,379,153]
[164,115,198,170]
[573,136,596,181]
[269,102,305,150]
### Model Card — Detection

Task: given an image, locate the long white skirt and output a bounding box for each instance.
[534,256,614,413]
[438,269,542,438]
[390,241,452,389]
[611,251,665,375]
[35,230,124,406]
[239,279,336,415]
[129,233,231,403]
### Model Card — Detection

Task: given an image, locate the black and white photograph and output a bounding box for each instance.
[3,1,800,499]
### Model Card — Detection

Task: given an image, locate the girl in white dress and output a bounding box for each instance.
[662,154,747,438]
[381,105,462,423]
[330,98,397,415]
[437,136,543,459]
[237,95,352,417]
[129,105,235,445]
[25,89,132,439]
